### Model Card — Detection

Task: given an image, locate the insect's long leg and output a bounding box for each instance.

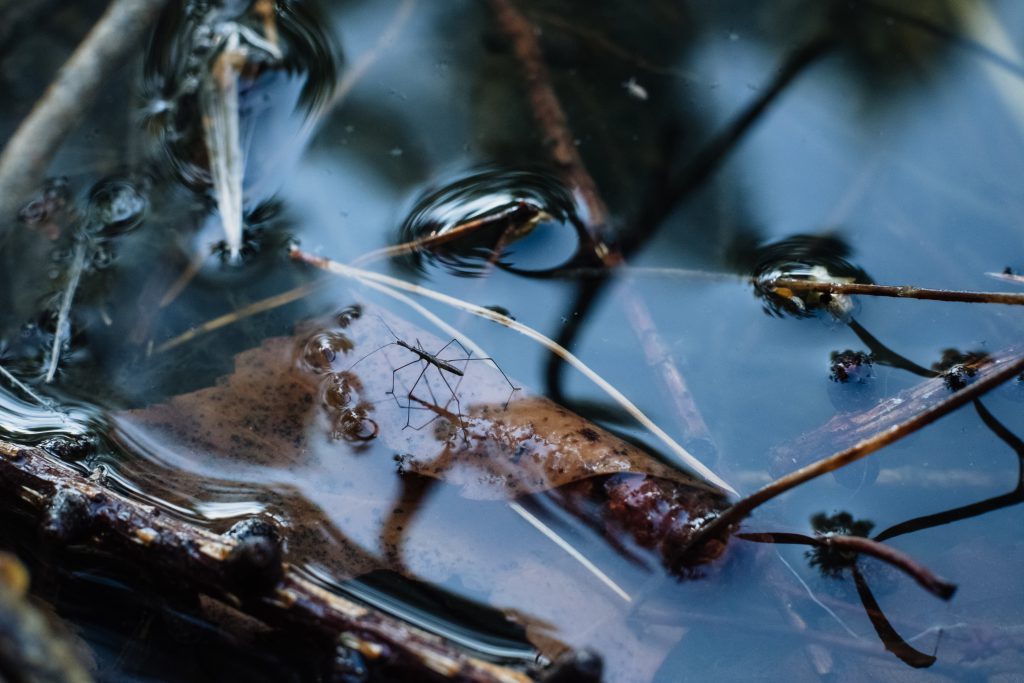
[426,338,459,358]
[389,358,422,396]
[403,362,431,429]
[442,339,519,392]
[433,364,466,434]
[441,353,521,408]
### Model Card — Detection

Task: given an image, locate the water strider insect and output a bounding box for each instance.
[349,317,519,430]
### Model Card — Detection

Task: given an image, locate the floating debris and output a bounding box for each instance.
[623,76,648,101]
[827,349,878,412]
[751,234,872,321]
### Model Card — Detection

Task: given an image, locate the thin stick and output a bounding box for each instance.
[291,247,736,495]
[158,247,210,308]
[489,0,718,457]
[508,502,632,603]
[0,0,166,226]
[770,277,1024,306]
[0,365,48,408]
[737,532,956,600]
[351,204,547,268]
[45,240,88,383]
[201,32,247,259]
[487,0,610,246]
[156,282,320,353]
[985,271,1024,286]
[678,351,1024,560]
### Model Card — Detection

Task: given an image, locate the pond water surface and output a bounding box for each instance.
[2,1,1024,681]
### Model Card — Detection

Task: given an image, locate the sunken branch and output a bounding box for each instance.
[0,439,538,683]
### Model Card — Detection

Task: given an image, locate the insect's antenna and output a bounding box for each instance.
[346,342,396,372]
[374,313,401,343]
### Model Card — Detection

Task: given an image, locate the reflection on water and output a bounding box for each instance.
[393,166,585,277]
[2,0,1024,681]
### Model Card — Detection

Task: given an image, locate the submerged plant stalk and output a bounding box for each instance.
[737,532,956,600]
[201,33,246,259]
[0,0,165,227]
[45,240,87,383]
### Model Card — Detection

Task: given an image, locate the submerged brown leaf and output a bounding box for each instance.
[110,301,730,682]
[115,301,718,500]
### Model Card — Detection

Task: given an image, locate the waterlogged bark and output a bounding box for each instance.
[0,440,534,683]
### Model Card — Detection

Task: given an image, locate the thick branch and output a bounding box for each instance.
[0,0,166,225]
[0,439,535,683]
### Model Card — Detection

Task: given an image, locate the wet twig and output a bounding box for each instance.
[0,439,535,683]
[0,0,166,226]
[45,239,87,383]
[155,281,322,353]
[737,532,956,600]
[770,277,1024,306]
[677,350,1024,566]
[486,0,610,249]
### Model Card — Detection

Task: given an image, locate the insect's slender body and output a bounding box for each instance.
[395,339,464,376]
[347,317,519,430]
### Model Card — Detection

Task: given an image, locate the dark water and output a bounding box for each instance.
[2,1,1024,681]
